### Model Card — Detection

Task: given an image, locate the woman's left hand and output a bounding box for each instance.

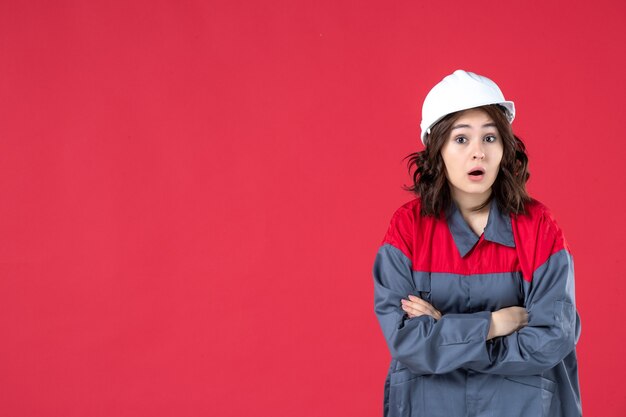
[401,294,442,320]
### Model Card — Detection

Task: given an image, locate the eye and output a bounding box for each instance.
[454,136,467,144]
[484,135,497,143]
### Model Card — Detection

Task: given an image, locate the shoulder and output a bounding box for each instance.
[517,198,566,239]
[517,197,550,220]
[380,197,427,259]
[515,198,571,272]
[385,196,436,234]
[389,197,422,223]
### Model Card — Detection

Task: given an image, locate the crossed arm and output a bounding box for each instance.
[373,242,578,376]
[401,295,529,340]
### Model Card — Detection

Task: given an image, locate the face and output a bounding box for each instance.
[440,108,504,204]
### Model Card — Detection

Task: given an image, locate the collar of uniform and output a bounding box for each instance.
[445,198,515,258]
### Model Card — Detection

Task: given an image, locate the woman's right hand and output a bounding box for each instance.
[487,306,528,340]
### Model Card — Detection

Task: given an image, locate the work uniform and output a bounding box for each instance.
[372,196,582,417]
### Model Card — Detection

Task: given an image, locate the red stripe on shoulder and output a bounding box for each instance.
[381,198,421,262]
[513,199,570,282]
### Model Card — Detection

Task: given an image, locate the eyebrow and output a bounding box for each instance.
[451,122,497,131]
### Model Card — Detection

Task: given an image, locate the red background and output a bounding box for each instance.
[1,1,624,416]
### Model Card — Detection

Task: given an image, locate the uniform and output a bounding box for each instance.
[372,196,582,417]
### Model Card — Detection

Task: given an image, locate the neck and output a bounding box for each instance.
[450,188,492,216]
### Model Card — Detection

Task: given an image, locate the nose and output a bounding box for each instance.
[472,141,485,160]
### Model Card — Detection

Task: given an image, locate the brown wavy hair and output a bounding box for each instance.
[403,104,531,217]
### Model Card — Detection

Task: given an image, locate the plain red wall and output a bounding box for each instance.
[1,1,624,416]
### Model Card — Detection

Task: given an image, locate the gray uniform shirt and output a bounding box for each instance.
[373,198,582,417]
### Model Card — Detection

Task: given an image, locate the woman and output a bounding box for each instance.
[372,70,582,417]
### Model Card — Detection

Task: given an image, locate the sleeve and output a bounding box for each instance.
[372,208,493,375]
[465,212,581,376]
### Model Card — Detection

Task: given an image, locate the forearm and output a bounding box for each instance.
[486,307,528,341]
[468,249,579,376]
[384,311,493,375]
[374,244,495,375]
[467,314,579,376]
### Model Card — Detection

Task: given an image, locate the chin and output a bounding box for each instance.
[466,189,491,196]
[458,183,493,195]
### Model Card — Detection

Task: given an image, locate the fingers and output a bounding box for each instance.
[401,299,426,318]
[402,300,441,320]
[401,295,442,320]
[408,295,442,319]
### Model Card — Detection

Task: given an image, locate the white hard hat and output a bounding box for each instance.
[420,69,515,145]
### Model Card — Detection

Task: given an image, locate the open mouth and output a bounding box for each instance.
[468,168,486,177]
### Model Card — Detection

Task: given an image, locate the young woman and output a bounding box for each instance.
[372,70,582,417]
